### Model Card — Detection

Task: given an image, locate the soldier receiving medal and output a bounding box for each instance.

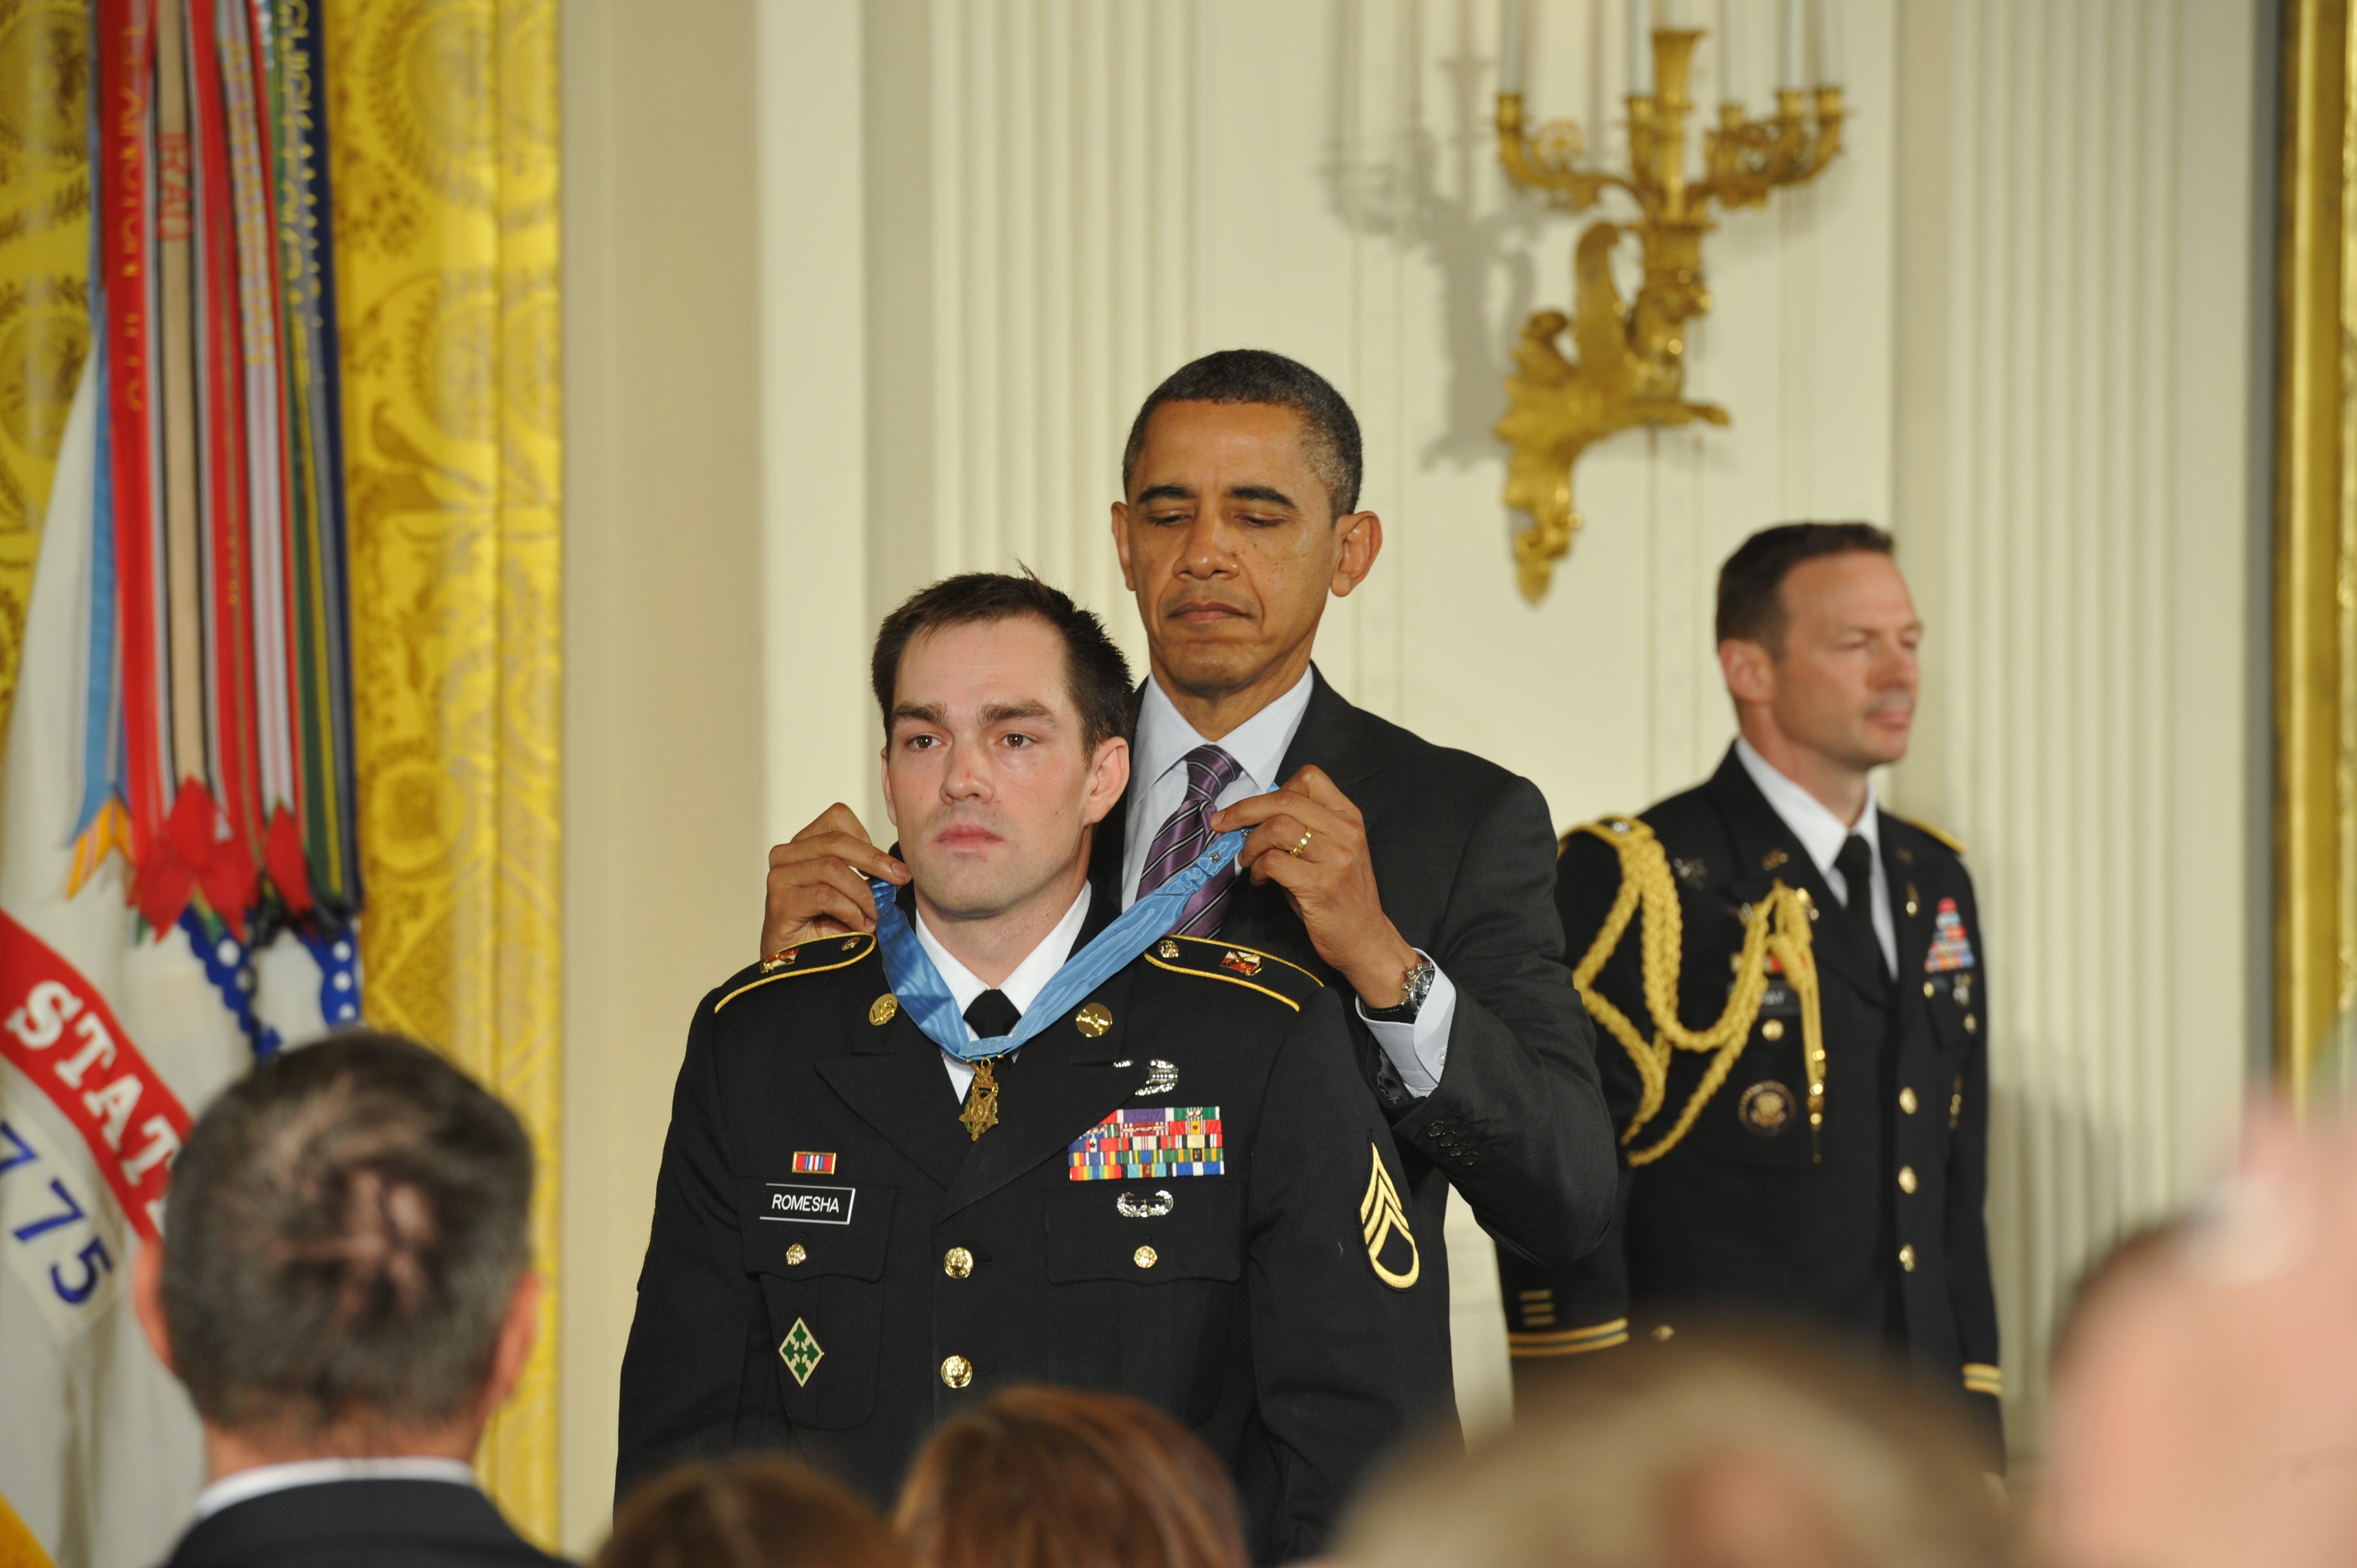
[617,574,1452,1564]
[1500,524,2003,1452]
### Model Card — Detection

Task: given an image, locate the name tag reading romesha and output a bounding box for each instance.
[760,1184,858,1224]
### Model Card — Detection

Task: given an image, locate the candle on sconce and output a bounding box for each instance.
[1816,0,1842,85]
[1629,0,1654,95]
[1779,0,1803,88]
[1500,0,1526,94]
[1719,0,1744,103]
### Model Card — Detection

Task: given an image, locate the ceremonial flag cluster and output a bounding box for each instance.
[1,4,367,1564]
[87,0,360,949]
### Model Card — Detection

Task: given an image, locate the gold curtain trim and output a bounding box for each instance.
[2274,0,2354,1103]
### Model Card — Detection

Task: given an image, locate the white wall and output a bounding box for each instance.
[1890,0,2257,1453]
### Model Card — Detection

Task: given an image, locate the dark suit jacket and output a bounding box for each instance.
[1499,749,2001,1442]
[1088,668,1616,1271]
[155,1479,563,1568]
[617,911,1454,1564]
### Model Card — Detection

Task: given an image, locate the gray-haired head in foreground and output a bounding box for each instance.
[1334,1326,2007,1568]
[160,1030,533,1438]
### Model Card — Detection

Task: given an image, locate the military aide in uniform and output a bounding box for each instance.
[1498,524,2003,1448]
[619,574,1452,1563]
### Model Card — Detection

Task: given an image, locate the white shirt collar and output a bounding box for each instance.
[193,1458,478,1521]
[913,882,1092,1036]
[1733,736,1882,880]
[1133,666,1316,797]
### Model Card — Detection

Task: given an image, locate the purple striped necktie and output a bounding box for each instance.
[1137,744,1245,937]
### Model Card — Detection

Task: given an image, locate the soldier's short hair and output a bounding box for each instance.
[161,1031,533,1440]
[872,571,1136,755]
[1121,349,1365,517]
[1716,522,1897,652]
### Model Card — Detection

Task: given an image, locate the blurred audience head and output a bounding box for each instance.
[2034,1110,2357,1568]
[894,1386,1247,1568]
[598,1456,904,1568]
[1336,1328,2004,1568]
[131,1031,539,1461]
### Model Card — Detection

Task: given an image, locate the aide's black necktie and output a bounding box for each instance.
[1833,833,1879,946]
[964,989,1021,1041]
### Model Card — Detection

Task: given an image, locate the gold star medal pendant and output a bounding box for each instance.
[960,1059,1001,1141]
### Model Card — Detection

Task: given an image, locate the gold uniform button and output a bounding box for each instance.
[1923,981,1936,998]
[785,1244,807,1266]
[1898,1245,1917,1272]
[943,1247,974,1279]
[1133,1246,1158,1270]
[940,1355,973,1389]
[1761,1018,1785,1041]
[1650,1323,1675,1341]
[1963,1014,1979,1033]
[1899,1086,1919,1115]
[1898,1165,1918,1194]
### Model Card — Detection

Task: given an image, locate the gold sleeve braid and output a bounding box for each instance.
[1566,820,1829,1164]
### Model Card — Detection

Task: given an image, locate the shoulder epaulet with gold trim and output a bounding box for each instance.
[1894,815,1968,855]
[716,932,878,1012]
[1144,935,1322,1013]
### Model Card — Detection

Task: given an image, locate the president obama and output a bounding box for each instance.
[761,350,1614,1273]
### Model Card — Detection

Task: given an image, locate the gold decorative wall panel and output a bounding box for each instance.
[0,0,92,742]
[2274,0,2352,1105]
[326,0,562,1540]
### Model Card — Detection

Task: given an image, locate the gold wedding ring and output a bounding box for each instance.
[1289,829,1315,858]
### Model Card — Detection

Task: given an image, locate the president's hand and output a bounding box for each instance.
[760,803,909,956]
[1210,765,1418,1008]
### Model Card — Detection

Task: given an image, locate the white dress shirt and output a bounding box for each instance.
[1120,670,1457,1096]
[914,883,1093,1098]
[193,1457,478,1521]
[1734,737,1897,975]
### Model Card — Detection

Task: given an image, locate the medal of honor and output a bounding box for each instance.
[867,806,1259,1136]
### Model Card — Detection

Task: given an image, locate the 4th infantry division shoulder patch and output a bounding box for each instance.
[778,1318,824,1386]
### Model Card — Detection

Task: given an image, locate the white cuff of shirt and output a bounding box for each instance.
[1355,953,1455,1098]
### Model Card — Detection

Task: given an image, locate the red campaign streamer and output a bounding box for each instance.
[99,0,166,884]
[0,911,194,1243]
[189,0,260,931]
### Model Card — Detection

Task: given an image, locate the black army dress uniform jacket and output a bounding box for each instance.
[1499,749,2001,1440]
[617,890,1455,1564]
[153,1479,565,1568]
[1088,668,1617,1273]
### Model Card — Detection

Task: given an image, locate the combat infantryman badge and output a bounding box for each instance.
[778,1318,824,1386]
[1360,1144,1421,1289]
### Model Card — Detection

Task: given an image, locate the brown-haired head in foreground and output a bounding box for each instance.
[1335,1326,2007,1568]
[895,1386,1248,1568]
[1717,522,1896,652]
[159,1030,533,1440]
[871,571,1135,756]
[598,1456,905,1568]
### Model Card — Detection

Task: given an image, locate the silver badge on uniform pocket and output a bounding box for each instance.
[1132,1059,1179,1097]
[1116,1189,1176,1218]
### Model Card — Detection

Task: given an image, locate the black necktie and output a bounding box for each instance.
[964,989,1021,1040]
[1833,834,1879,943]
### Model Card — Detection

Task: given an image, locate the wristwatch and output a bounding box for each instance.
[1365,952,1438,1023]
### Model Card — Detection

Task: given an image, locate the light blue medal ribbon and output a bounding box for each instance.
[867,822,1250,1062]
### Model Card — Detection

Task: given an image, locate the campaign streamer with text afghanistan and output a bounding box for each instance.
[0,4,366,1564]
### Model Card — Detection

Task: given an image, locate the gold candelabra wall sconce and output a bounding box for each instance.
[1495,4,1845,602]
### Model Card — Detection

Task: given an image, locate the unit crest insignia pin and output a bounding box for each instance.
[1738,1081,1795,1137]
[778,1318,825,1386]
[1761,848,1790,871]
[1672,857,1708,889]
[760,948,797,974]
[1221,950,1262,977]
